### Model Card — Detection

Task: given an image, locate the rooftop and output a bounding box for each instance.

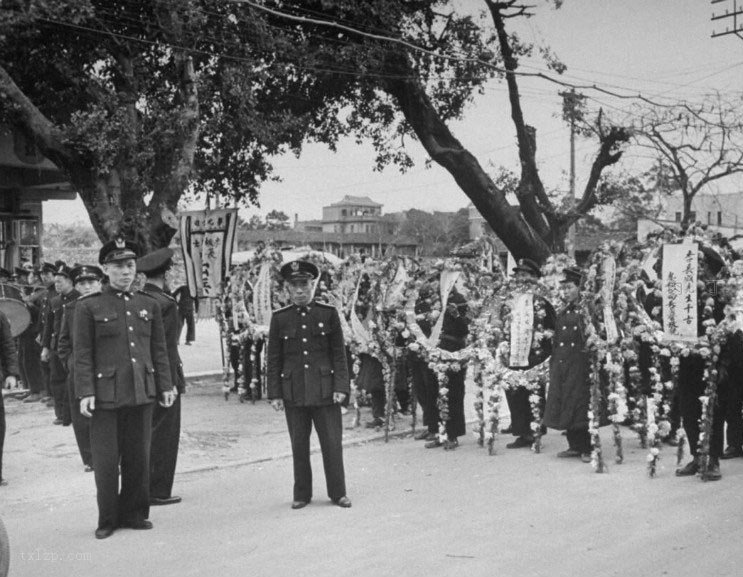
[238,228,418,246]
[328,195,382,208]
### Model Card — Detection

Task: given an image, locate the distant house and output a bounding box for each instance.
[0,124,77,268]
[321,195,383,234]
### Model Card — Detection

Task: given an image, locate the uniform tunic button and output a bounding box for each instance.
[562,326,566,329]
[304,364,309,369]
[301,312,306,316]
[104,318,108,322]
[303,351,308,355]
[129,327,133,331]
[132,358,136,362]
[126,311,131,316]
[284,336,288,340]
[559,342,564,346]
[97,373,102,378]
[573,326,578,330]
[302,338,307,342]
[131,342,135,347]
[571,343,575,347]
[302,325,306,329]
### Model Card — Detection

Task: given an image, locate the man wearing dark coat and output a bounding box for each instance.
[29,262,58,404]
[409,282,439,441]
[57,265,104,472]
[137,248,185,506]
[267,260,352,510]
[502,259,555,449]
[74,238,175,539]
[43,264,79,426]
[544,267,593,463]
[0,309,20,486]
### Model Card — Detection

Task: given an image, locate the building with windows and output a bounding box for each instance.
[0,125,77,269]
[321,195,383,234]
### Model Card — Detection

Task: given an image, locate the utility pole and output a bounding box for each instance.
[559,88,585,258]
[712,0,743,40]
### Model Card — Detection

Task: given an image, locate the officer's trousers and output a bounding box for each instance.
[679,355,724,458]
[66,376,91,467]
[90,404,153,530]
[409,357,438,433]
[150,395,181,499]
[49,353,70,424]
[284,404,346,502]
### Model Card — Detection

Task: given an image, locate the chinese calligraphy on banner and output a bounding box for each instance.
[179,209,238,302]
[510,292,534,367]
[602,255,619,343]
[662,242,698,342]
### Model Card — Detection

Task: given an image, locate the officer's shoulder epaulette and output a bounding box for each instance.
[78,291,102,301]
[314,301,335,310]
[137,289,156,299]
[274,304,293,314]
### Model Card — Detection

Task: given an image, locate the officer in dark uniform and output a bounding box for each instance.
[137,248,185,506]
[502,259,555,449]
[74,238,175,539]
[43,264,79,426]
[33,262,58,404]
[544,267,593,463]
[0,308,20,487]
[57,265,103,472]
[267,260,352,510]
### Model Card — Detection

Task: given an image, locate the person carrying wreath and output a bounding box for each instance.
[502,258,555,450]
[544,267,593,463]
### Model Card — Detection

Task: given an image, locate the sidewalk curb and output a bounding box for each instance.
[178,418,481,477]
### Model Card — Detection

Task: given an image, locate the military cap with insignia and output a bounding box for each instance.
[40,262,57,274]
[560,266,584,286]
[53,263,73,279]
[280,260,319,281]
[98,237,141,265]
[512,258,541,278]
[70,265,104,284]
[137,247,174,276]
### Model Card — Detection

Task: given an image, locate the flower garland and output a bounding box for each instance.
[486,275,554,453]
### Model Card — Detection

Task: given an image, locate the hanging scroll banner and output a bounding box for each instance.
[509,292,534,367]
[602,255,619,344]
[383,260,408,309]
[252,262,273,327]
[429,269,460,347]
[350,273,371,348]
[179,208,238,302]
[662,242,698,342]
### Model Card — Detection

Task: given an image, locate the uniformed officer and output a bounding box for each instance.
[74,238,175,539]
[42,264,79,426]
[137,248,185,507]
[0,308,19,487]
[57,265,104,472]
[30,262,58,404]
[266,260,352,509]
[544,267,593,463]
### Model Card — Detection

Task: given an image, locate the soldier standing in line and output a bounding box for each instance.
[137,248,185,507]
[28,262,57,405]
[42,264,78,426]
[267,260,352,510]
[173,284,196,345]
[74,238,174,539]
[57,265,103,472]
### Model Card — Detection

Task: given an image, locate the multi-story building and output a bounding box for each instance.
[321,195,382,234]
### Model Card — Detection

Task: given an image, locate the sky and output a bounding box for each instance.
[45,0,743,226]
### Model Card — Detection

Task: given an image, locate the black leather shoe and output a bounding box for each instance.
[499,426,513,434]
[506,436,533,449]
[581,453,592,463]
[95,526,115,539]
[291,500,309,510]
[675,459,699,477]
[332,496,352,508]
[443,439,459,451]
[0,479,7,487]
[365,418,384,429]
[720,447,743,460]
[414,430,436,441]
[150,496,182,506]
[706,458,722,481]
[557,449,581,458]
[120,519,153,530]
[425,439,443,449]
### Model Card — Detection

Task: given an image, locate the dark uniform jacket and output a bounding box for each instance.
[139,283,185,393]
[45,290,80,352]
[33,284,56,345]
[57,298,79,372]
[0,311,19,380]
[266,301,350,406]
[544,302,590,430]
[73,285,173,409]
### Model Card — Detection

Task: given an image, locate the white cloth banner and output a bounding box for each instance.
[662,242,698,342]
[509,292,534,368]
[252,262,273,327]
[602,255,619,343]
[179,208,238,299]
[350,274,371,347]
[384,261,408,309]
[429,269,460,347]
[506,252,517,279]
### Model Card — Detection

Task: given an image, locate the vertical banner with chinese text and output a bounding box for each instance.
[510,292,534,367]
[662,242,698,342]
[179,208,238,307]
